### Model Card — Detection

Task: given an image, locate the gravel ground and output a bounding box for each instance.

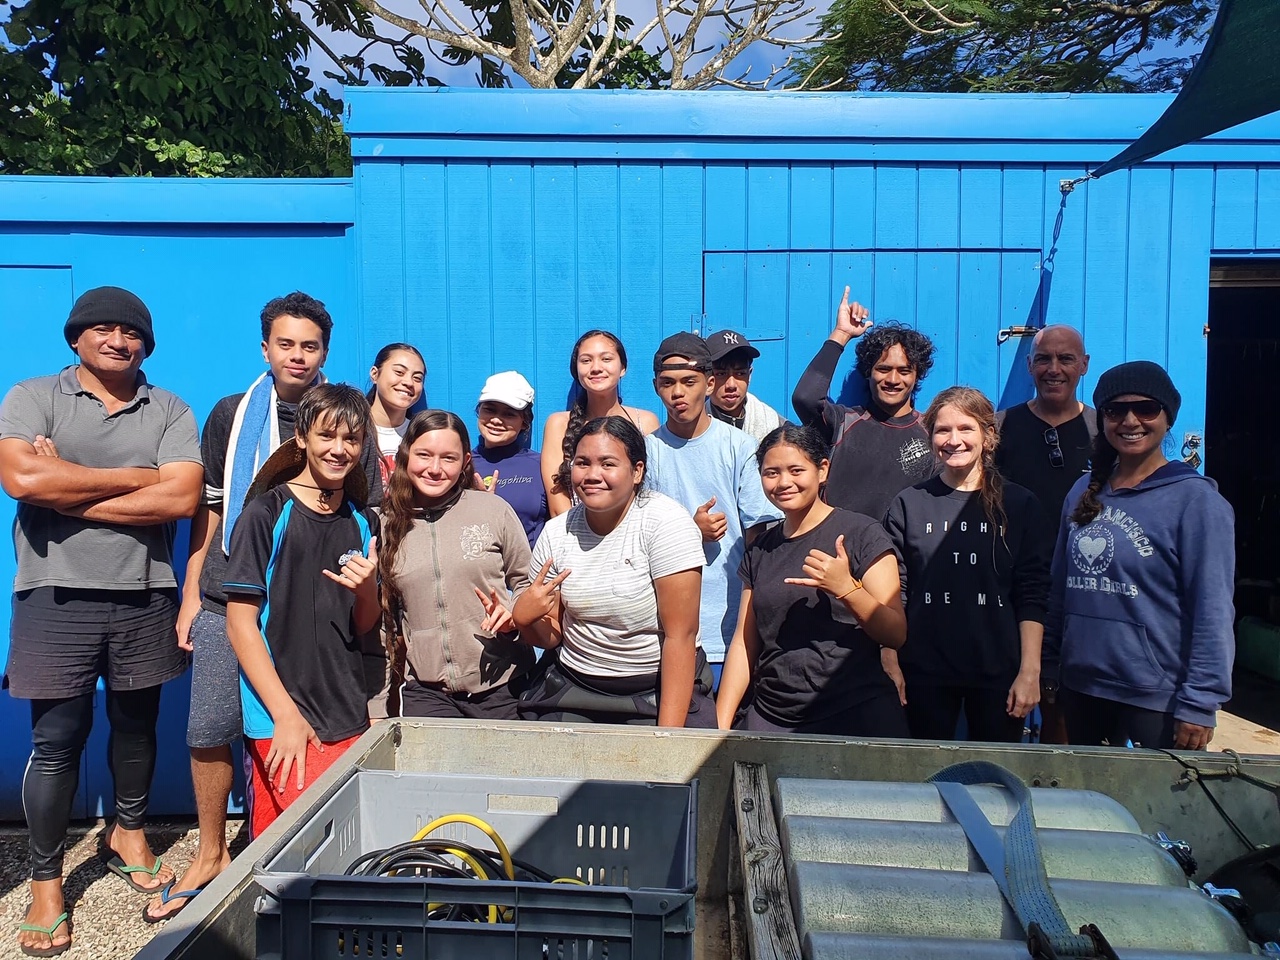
[0,819,248,960]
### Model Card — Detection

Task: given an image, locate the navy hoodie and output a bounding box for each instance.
[1043,462,1235,727]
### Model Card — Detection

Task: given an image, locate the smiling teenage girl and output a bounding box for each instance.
[514,416,713,727]
[540,331,659,516]
[715,425,908,735]
[378,411,535,720]
[366,343,426,487]
[1043,362,1235,751]
[885,387,1051,744]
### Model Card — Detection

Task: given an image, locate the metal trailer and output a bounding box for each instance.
[132,719,1280,960]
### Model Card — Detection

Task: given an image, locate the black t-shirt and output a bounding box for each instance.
[198,391,384,613]
[792,340,937,521]
[994,403,1094,519]
[740,508,899,725]
[223,486,379,743]
[885,476,1051,689]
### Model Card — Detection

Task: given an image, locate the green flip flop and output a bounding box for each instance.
[101,850,169,893]
[18,911,71,958]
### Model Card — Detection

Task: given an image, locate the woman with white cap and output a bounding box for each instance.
[472,371,549,550]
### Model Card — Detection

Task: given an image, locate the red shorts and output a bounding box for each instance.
[245,732,363,840]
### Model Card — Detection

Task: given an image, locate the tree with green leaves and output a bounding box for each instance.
[0,0,356,176]
[795,0,1216,92]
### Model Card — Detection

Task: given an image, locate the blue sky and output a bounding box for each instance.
[298,0,1212,91]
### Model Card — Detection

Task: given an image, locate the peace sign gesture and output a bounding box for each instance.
[832,286,873,345]
[784,534,862,599]
[514,557,571,626]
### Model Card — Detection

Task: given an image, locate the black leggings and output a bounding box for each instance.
[903,681,1025,744]
[25,687,162,881]
[1060,688,1177,749]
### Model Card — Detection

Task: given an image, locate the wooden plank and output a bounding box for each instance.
[661,163,705,338]
[959,165,1002,249]
[401,164,447,398]
[918,166,960,249]
[747,162,790,250]
[1001,166,1044,251]
[532,164,579,417]
[1166,166,1213,455]
[705,163,748,252]
[833,166,875,250]
[577,161,621,329]
[733,761,802,960]
[443,161,493,410]
[789,163,834,251]
[874,165,918,249]
[1256,168,1280,250]
[727,821,750,960]
[1124,167,1173,364]
[916,251,959,403]
[619,164,663,351]
[488,162,538,424]
[1041,167,1087,329]
[1081,169,1128,376]
[784,252,833,415]
[1212,167,1257,252]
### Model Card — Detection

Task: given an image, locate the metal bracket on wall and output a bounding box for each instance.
[998,325,1038,345]
[1182,433,1202,469]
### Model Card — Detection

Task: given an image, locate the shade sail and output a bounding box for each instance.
[1093,0,1280,178]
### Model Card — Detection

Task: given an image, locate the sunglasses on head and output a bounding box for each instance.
[1101,400,1164,423]
[1043,427,1064,469]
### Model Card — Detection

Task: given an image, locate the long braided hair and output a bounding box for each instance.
[923,386,1008,543]
[1069,431,1119,526]
[555,330,628,496]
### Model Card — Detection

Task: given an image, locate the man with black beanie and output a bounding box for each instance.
[0,286,203,955]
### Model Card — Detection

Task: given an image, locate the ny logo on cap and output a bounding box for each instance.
[723,332,740,344]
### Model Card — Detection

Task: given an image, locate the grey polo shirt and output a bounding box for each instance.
[0,365,202,592]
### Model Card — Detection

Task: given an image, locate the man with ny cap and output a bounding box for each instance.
[995,323,1093,745]
[0,287,203,956]
[704,329,786,443]
[644,333,781,687]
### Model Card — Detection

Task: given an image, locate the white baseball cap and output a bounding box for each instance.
[478,371,535,410]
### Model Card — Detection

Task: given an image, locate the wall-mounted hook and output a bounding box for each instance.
[997,325,1038,345]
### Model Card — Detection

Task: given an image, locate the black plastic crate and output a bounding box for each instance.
[254,770,697,959]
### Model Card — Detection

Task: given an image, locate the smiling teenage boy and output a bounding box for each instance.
[792,287,938,522]
[643,334,780,685]
[222,384,380,839]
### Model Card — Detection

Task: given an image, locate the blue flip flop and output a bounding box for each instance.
[18,911,71,958]
[142,880,209,924]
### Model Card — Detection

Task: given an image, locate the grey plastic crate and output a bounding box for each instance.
[253,769,697,960]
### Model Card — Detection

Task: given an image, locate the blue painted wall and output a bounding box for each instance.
[0,178,362,817]
[2,90,1280,817]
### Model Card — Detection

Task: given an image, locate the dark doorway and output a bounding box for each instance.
[1207,266,1280,729]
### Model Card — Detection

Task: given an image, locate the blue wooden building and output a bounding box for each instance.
[1,89,1278,816]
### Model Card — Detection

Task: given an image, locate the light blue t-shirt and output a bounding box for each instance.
[644,419,782,661]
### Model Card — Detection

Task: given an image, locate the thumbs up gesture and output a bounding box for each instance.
[324,535,380,600]
[833,286,873,345]
[784,534,862,599]
[693,496,728,542]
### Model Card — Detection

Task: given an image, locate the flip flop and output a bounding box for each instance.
[17,911,71,958]
[100,848,169,893]
[142,880,209,924]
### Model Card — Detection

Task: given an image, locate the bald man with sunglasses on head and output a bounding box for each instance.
[995,323,1093,744]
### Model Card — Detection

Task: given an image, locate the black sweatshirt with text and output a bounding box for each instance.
[885,476,1052,689]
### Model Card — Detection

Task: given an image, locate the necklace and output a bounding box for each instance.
[288,481,342,508]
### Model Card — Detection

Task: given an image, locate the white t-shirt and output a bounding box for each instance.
[531,491,704,677]
[376,421,409,459]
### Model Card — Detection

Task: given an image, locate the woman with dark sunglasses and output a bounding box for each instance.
[1043,361,1235,751]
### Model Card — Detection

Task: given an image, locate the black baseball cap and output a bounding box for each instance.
[705,329,761,364]
[653,332,713,374]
